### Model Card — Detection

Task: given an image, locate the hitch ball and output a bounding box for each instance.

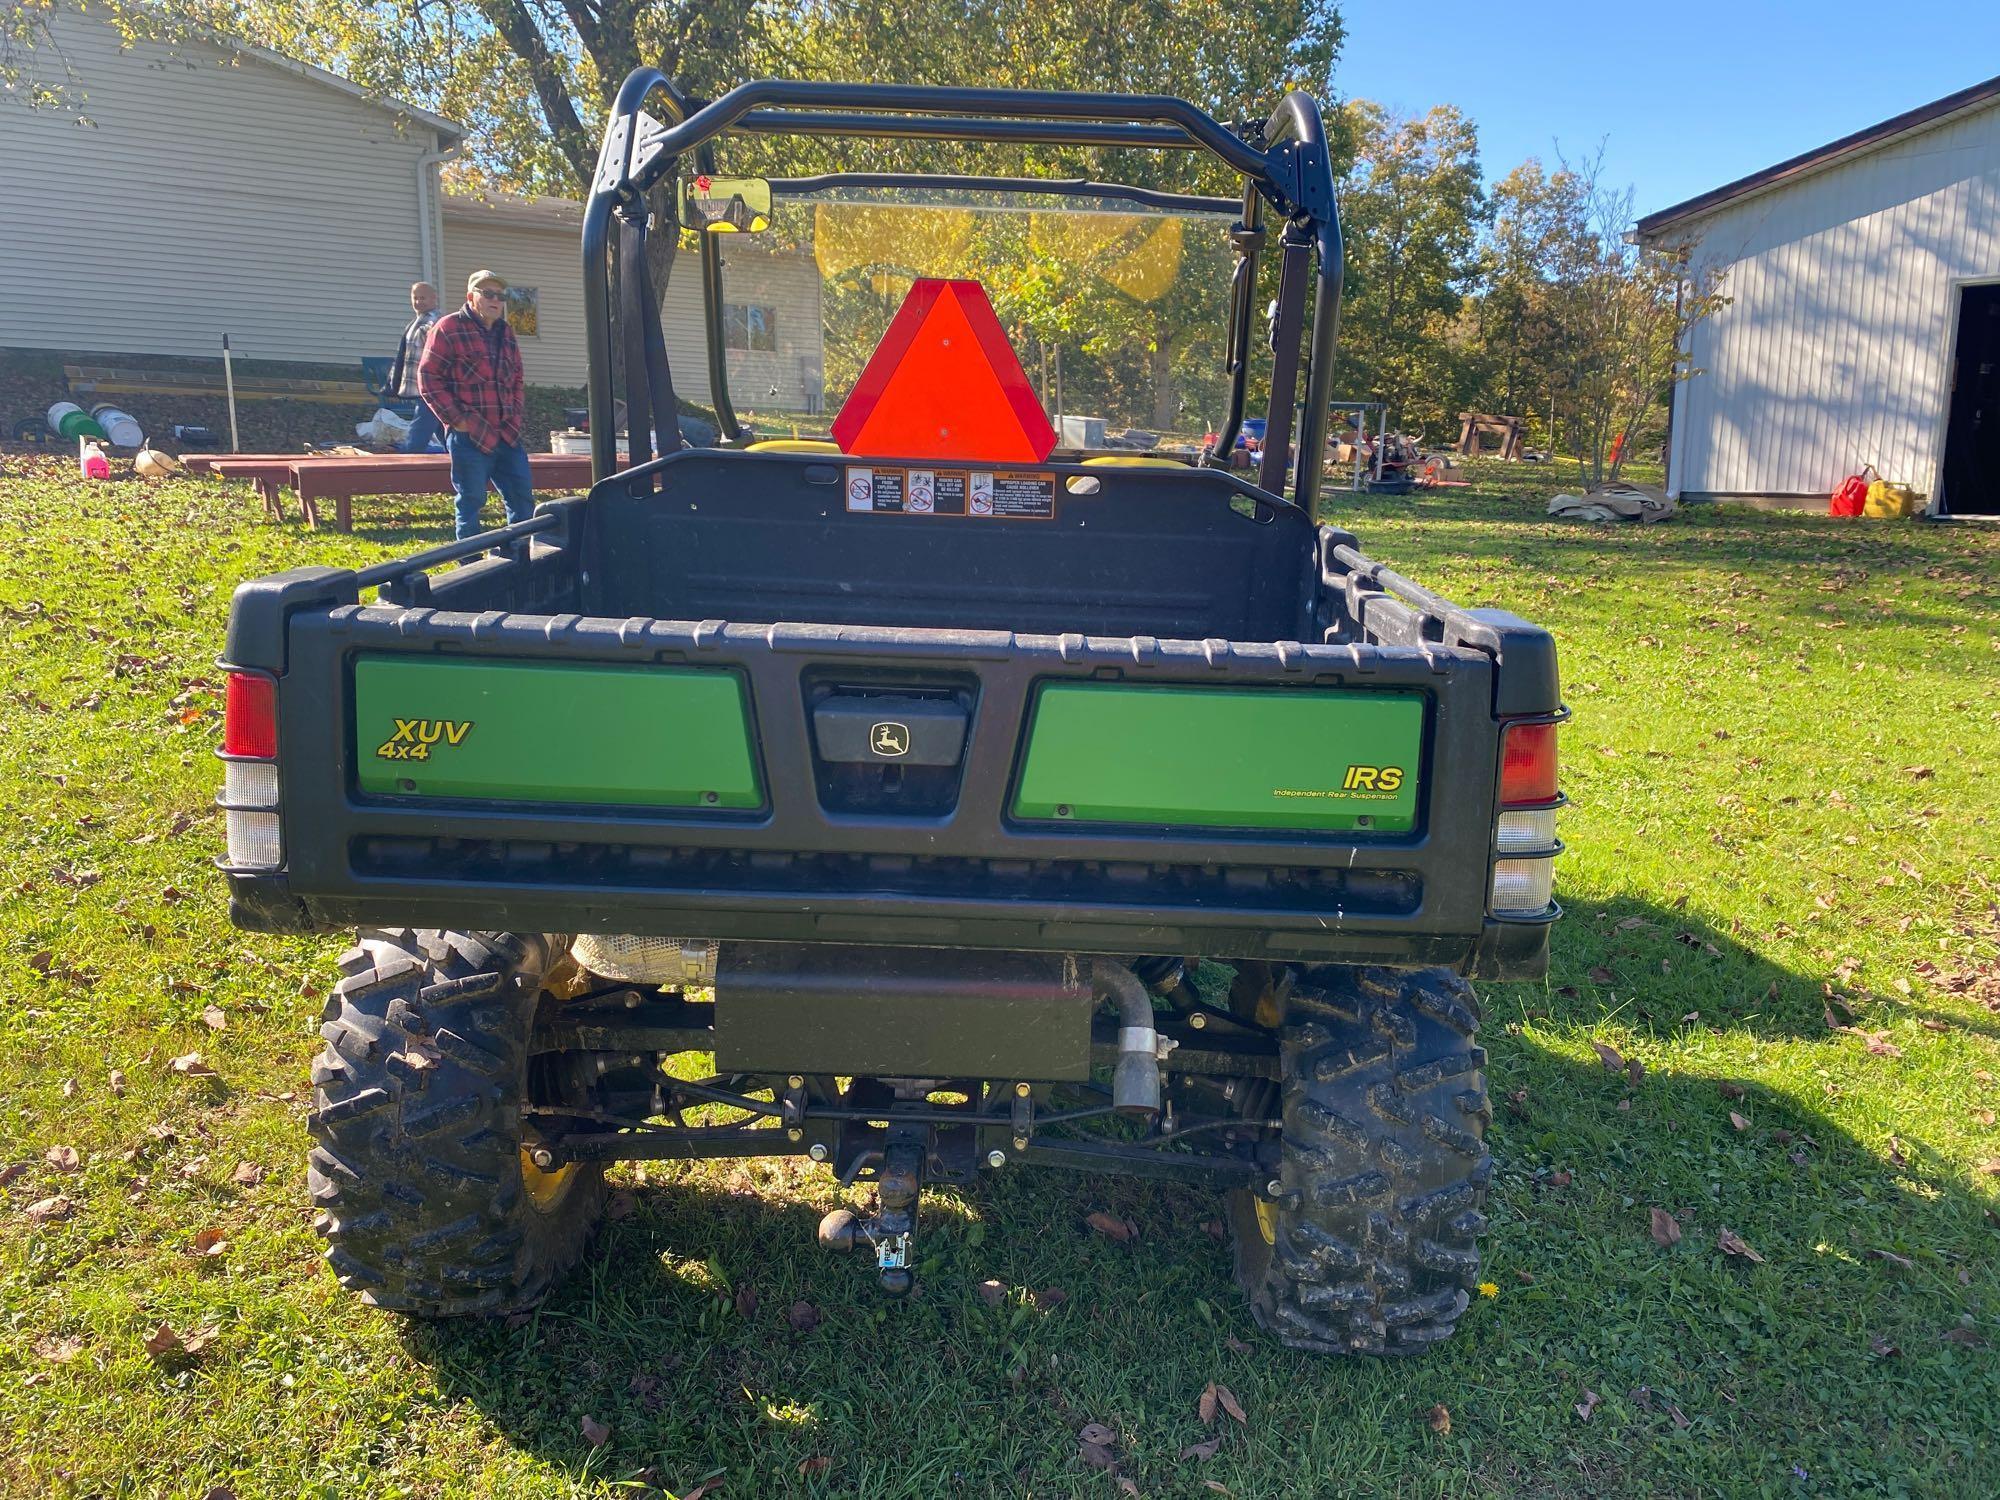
[817,1207,860,1253]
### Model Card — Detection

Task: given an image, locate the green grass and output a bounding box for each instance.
[2,455,1998,1498]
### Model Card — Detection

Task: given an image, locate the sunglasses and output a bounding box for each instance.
[473,287,505,299]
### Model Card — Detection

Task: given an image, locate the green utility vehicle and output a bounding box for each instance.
[218,69,1564,1356]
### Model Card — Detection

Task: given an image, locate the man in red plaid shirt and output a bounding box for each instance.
[419,268,535,538]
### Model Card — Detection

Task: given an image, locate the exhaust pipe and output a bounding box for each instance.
[1094,958,1163,1118]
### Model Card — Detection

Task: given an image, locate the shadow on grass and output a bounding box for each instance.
[402,901,1999,1495]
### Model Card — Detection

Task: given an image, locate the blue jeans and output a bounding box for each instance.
[400,399,444,453]
[447,431,535,539]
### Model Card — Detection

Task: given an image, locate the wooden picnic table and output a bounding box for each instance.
[200,454,381,523]
[290,453,607,531]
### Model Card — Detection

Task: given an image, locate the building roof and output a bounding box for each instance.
[206,28,463,141]
[443,191,583,230]
[1635,71,2000,241]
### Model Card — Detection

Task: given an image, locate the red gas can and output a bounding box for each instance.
[1829,469,1871,516]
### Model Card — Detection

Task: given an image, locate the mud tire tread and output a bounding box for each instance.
[307,928,605,1318]
[1232,965,1489,1356]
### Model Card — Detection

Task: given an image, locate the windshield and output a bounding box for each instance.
[712,190,1237,451]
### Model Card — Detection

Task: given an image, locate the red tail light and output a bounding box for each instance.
[223,672,278,759]
[1500,720,1558,806]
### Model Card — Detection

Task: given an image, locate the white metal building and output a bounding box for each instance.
[1636,75,2000,516]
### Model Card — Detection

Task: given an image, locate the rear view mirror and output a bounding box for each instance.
[681,175,772,234]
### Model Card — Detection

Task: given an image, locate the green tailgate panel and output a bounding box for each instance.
[353,657,762,807]
[1013,684,1422,832]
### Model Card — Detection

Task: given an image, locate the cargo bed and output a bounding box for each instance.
[221,449,1560,976]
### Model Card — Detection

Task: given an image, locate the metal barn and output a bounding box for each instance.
[1636,76,2000,516]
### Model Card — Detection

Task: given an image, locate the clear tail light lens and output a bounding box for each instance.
[1495,806,1559,854]
[225,810,283,868]
[1490,857,1556,915]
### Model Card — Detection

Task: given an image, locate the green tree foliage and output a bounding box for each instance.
[1325,100,1487,439]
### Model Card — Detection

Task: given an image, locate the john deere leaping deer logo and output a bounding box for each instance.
[375,717,474,761]
[870,721,911,758]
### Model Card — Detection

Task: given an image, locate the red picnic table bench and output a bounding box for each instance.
[196,453,381,523]
[290,453,608,531]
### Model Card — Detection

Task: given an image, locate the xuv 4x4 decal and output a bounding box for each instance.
[375,718,474,761]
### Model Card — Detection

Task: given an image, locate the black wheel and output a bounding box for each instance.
[308,928,607,1316]
[1228,965,1490,1355]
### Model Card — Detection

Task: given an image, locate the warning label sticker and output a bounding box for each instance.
[846,466,1054,520]
[984,470,1057,520]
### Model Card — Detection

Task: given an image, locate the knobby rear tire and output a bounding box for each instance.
[307,928,606,1316]
[1229,965,1491,1355]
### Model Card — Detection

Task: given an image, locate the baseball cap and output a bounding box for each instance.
[466,269,507,294]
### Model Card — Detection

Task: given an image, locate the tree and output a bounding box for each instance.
[1326,101,1486,438]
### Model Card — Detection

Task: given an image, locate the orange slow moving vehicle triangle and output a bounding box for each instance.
[831,279,1057,463]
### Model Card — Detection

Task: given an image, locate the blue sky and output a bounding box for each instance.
[1335,1,2000,218]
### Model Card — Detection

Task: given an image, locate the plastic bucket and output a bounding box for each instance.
[48,402,108,443]
[89,404,145,448]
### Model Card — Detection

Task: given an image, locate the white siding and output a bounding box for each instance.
[1668,100,2000,500]
[442,201,826,408]
[0,9,444,365]
[442,212,591,388]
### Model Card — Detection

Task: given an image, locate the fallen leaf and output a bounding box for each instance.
[1199,1217,1225,1242]
[681,1479,723,1500]
[1077,1436,1117,1471]
[1214,1384,1247,1425]
[1198,1383,1218,1426]
[1591,1040,1625,1073]
[232,1162,264,1186]
[143,1322,215,1359]
[1587,965,1615,985]
[976,1279,1006,1308]
[201,1489,237,1500]
[1728,1112,1750,1132]
[1181,1435,1222,1461]
[61,1078,77,1099]
[1033,1287,1069,1310]
[1625,1057,1645,1087]
[0,1163,25,1187]
[35,1334,83,1363]
[797,1456,832,1476]
[1615,916,1653,931]
[24,1196,75,1224]
[1546,1169,1572,1188]
[605,1190,635,1220]
[1905,765,1934,780]
[201,1005,227,1031]
[787,1300,821,1333]
[193,1226,228,1257]
[1087,1210,1137,1242]
[1920,1018,1951,1033]
[1866,1248,1915,1271]
[579,1415,610,1448]
[1203,1485,1233,1496]
[1666,1402,1690,1429]
[505,1311,533,1331]
[1078,1422,1116,1447]
[734,1283,758,1319]
[1425,1403,1452,1435]
[1649,1207,1682,1247]
[109,1070,127,1096]
[1869,1334,1900,1357]
[1575,1388,1601,1421]
[1515,1269,1536,1285]
[1224,1333,1252,1354]
[1942,1326,1987,1348]
[1717,1228,1764,1263]
[45,1145,81,1173]
[168,1052,214,1077]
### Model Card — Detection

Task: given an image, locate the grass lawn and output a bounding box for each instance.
[2,455,1997,1498]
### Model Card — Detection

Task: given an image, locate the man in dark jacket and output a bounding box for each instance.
[419,269,533,538]
[388,281,442,453]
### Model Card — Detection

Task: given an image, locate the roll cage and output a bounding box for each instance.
[581,71,1344,512]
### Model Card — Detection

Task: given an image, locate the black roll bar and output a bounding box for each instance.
[582,72,1343,514]
[769,173,1239,216]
